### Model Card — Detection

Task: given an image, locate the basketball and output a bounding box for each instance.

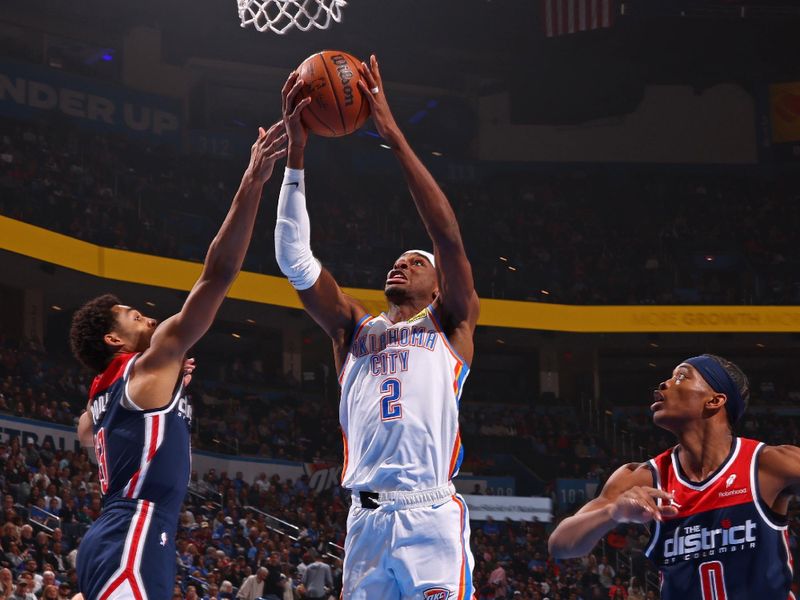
[296,50,371,138]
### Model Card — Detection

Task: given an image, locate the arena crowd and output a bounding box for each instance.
[2,118,799,306]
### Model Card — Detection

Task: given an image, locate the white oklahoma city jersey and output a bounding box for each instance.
[339,304,468,492]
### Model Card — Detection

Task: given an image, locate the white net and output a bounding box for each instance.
[238,0,348,34]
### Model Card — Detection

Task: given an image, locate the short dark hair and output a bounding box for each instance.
[69,294,121,373]
[705,354,750,424]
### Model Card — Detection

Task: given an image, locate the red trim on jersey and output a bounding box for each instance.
[90,353,137,399]
[448,431,462,479]
[453,495,468,600]
[340,430,349,485]
[651,438,760,519]
[125,415,161,498]
[98,500,151,600]
[146,416,160,461]
[125,469,142,499]
[338,315,376,385]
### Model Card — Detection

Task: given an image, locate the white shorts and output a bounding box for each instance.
[342,483,475,600]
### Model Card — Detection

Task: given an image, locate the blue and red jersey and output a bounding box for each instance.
[645,437,794,600]
[88,352,192,518]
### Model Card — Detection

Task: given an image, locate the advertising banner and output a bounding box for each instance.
[0,60,181,143]
[556,478,600,511]
[461,494,553,522]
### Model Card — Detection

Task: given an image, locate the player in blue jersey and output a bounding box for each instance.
[67,112,298,600]
[549,354,800,599]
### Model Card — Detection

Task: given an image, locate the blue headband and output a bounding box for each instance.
[685,355,745,424]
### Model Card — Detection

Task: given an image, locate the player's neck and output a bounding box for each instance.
[674,424,735,482]
[384,300,430,324]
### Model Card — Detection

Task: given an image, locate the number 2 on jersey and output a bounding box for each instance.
[95,427,110,494]
[380,378,403,421]
[699,561,727,600]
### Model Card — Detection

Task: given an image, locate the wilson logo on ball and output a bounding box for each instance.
[331,54,355,106]
[422,588,452,600]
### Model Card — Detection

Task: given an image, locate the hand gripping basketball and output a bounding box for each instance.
[609,486,678,524]
[294,51,371,137]
[282,71,312,148]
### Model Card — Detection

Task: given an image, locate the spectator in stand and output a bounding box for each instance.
[56,583,71,600]
[0,568,13,597]
[38,572,57,596]
[19,561,41,595]
[40,584,59,600]
[10,574,36,600]
[219,580,234,599]
[488,561,508,598]
[608,576,628,599]
[627,576,645,600]
[236,567,267,600]
[597,555,615,590]
[302,551,332,600]
[260,554,287,600]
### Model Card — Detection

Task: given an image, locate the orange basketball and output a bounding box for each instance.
[296,50,371,138]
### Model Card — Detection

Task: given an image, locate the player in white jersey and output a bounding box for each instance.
[275,58,480,600]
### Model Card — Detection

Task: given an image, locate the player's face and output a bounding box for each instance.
[109,304,157,352]
[651,363,715,431]
[384,253,437,300]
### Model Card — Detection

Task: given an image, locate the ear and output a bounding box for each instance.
[706,393,727,413]
[103,332,125,350]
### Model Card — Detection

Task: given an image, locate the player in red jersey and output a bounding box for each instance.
[549,354,800,599]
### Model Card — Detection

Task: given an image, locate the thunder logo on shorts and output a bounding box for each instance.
[423,588,452,600]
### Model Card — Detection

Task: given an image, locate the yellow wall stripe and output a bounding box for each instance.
[2,215,800,332]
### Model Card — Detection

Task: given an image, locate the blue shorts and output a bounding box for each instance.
[77,499,177,600]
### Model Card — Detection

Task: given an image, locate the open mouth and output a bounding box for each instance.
[651,390,665,412]
[386,271,407,284]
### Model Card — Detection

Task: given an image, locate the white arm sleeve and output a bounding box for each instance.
[275,168,322,291]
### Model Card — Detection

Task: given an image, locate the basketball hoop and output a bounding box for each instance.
[237,0,348,34]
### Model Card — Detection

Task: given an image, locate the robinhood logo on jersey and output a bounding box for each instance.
[662,519,757,564]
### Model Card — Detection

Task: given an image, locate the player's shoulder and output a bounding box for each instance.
[600,462,655,498]
[758,443,800,476]
[90,352,138,399]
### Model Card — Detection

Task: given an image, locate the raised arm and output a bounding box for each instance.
[131,122,288,406]
[276,72,367,361]
[548,462,676,559]
[357,57,479,344]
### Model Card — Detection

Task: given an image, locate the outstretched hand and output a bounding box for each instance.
[357,55,403,147]
[246,121,288,185]
[282,71,312,149]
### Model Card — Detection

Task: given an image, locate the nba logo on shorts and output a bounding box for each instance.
[422,588,451,600]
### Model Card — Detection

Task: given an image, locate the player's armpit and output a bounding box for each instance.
[129,279,229,409]
[433,239,480,330]
[299,268,368,348]
[78,410,93,449]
